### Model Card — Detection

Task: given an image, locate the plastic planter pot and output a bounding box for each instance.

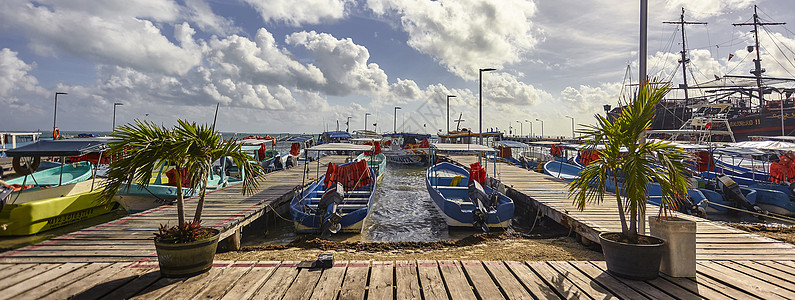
[154,228,220,277]
[599,232,665,280]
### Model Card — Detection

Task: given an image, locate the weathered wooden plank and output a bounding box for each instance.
[0,263,86,300]
[697,261,790,299]
[417,260,447,300]
[721,261,795,293]
[127,275,185,300]
[437,260,475,300]
[395,261,421,300]
[588,261,675,300]
[568,261,645,300]
[27,262,118,299]
[257,261,300,300]
[283,267,323,300]
[504,261,558,299]
[754,261,795,277]
[339,260,369,300]
[311,261,347,300]
[483,261,533,299]
[547,261,617,299]
[220,261,280,300]
[527,261,588,299]
[0,263,40,288]
[68,265,155,300]
[192,261,256,299]
[368,261,394,300]
[461,261,503,300]
[158,262,231,299]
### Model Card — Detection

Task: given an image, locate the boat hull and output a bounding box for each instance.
[383,148,428,165]
[0,182,116,236]
[114,183,197,213]
[543,160,581,181]
[425,162,514,229]
[289,164,375,234]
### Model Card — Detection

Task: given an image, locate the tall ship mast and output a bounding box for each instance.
[624,6,795,141]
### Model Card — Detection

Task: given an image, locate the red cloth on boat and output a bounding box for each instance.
[469,162,485,184]
[364,141,381,156]
[290,143,301,156]
[323,160,372,190]
[165,167,193,188]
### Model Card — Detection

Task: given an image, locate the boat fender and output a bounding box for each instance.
[12,156,40,175]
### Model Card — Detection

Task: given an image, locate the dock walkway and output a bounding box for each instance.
[450,155,795,261]
[0,155,346,263]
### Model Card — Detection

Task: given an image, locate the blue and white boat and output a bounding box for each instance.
[290,143,375,235]
[543,160,583,181]
[426,143,514,231]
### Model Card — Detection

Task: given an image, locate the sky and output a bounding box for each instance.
[2,0,795,137]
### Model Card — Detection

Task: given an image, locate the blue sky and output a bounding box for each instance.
[1,0,794,136]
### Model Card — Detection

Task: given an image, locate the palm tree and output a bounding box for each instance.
[101,119,263,232]
[568,83,691,243]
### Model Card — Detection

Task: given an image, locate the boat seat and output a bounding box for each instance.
[307,198,370,205]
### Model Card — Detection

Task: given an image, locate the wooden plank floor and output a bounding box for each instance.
[0,156,347,264]
[1,259,794,299]
[450,155,795,261]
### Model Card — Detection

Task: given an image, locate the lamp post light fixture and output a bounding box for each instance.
[112,102,124,130]
[446,95,456,135]
[346,116,352,132]
[364,113,371,131]
[53,92,67,136]
[394,106,402,133]
[516,120,523,137]
[525,120,532,138]
[478,68,496,145]
[565,115,575,139]
[536,118,544,138]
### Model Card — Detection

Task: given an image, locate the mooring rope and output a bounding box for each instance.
[702,200,795,223]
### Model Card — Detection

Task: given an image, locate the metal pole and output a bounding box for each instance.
[566,116,575,139]
[536,119,544,138]
[113,102,123,130]
[347,116,351,132]
[639,0,648,87]
[446,95,455,136]
[53,92,67,136]
[516,120,522,136]
[478,68,496,145]
[365,113,371,131]
[394,107,401,133]
[526,120,532,138]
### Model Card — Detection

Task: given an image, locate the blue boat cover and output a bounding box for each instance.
[287,136,313,142]
[5,138,109,157]
[496,140,528,148]
[322,131,351,139]
[382,132,431,138]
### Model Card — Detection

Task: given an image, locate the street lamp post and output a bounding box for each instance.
[53,92,67,136]
[525,120,532,138]
[346,116,352,132]
[536,118,544,138]
[479,68,496,145]
[394,107,402,133]
[565,115,575,139]
[364,113,371,131]
[446,95,456,135]
[112,102,124,130]
[516,120,523,137]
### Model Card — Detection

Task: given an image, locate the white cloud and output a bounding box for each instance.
[664,0,755,18]
[184,0,239,35]
[368,0,540,79]
[559,83,622,115]
[0,1,203,75]
[0,48,48,117]
[286,30,389,95]
[243,0,351,26]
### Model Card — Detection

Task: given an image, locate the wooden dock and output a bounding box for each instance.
[450,155,795,261]
[0,155,347,263]
[2,259,795,299]
[2,154,795,299]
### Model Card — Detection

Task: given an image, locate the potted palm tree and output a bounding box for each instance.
[569,82,691,280]
[101,120,263,277]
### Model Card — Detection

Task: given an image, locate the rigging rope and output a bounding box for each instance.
[702,200,795,224]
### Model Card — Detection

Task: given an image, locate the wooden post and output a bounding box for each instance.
[225,228,242,251]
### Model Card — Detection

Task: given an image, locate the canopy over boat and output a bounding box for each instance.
[430,143,494,152]
[382,132,431,138]
[351,138,384,143]
[308,143,373,151]
[5,138,109,157]
[495,140,528,148]
[322,131,352,139]
[287,136,313,142]
[732,140,795,151]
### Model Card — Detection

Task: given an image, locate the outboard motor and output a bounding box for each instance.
[273,156,283,170]
[717,176,763,214]
[0,184,13,212]
[519,156,529,169]
[468,180,491,232]
[318,182,344,237]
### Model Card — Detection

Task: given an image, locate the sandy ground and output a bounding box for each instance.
[730,223,795,244]
[215,232,604,262]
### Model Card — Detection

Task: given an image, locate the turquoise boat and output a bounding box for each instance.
[1,139,117,236]
[356,152,387,181]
